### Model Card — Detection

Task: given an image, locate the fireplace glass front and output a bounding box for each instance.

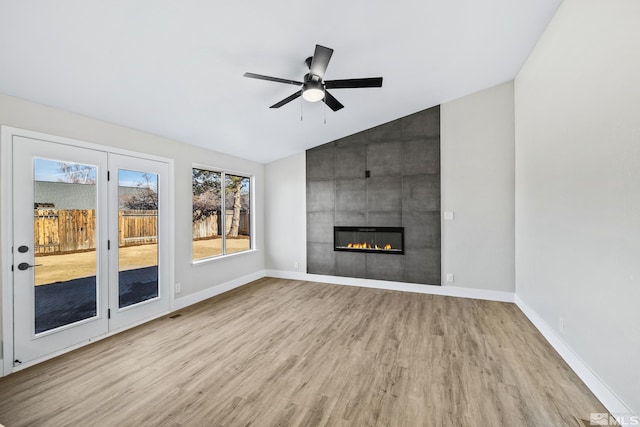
[334,226,404,254]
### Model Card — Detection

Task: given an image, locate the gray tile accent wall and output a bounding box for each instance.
[306,105,441,285]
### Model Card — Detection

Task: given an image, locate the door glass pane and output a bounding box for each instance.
[33,158,98,334]
[118,169,159,308]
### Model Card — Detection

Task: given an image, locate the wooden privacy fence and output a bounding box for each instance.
[34,209,95,255]
[34,209,157,255]
[192,210,250,240]
[192,214,219,240]
[119,210,158,247]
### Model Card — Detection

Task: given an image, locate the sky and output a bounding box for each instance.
[34,158,157,188]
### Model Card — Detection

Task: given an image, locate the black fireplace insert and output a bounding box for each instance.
[334,226,404,254]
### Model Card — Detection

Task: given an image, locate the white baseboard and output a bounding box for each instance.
[515,295,634,418]
[173,270,267,311]
[265,270,515,303]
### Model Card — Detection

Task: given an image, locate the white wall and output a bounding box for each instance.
[441,82,515,292]
[266,84,516,294]
[0,93,265,359]
[264,152,306,273]
[515,0,640,415]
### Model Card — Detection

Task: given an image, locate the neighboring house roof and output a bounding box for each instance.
[34,181,150,209]
[35,181,96,210]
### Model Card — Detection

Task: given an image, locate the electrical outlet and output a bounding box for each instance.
[175,282,181,294]
[446,273,454,283]
[294,261,299,271]
[559,317,565,334]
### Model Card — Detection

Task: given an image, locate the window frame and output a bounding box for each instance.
[191,163,255,264]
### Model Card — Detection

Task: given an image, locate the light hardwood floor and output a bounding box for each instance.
[0,278,605,426]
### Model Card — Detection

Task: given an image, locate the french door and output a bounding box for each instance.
[108,154,170,330]
[12,135,170,366]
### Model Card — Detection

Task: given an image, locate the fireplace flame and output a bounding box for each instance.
[346,242,393,250]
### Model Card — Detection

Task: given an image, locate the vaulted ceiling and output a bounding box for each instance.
[0,0,561,163]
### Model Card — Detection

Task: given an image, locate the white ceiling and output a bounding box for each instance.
[0,0,561,164]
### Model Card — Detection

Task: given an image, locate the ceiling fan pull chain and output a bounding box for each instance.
[324,97,327,125]
[300,96,303,121]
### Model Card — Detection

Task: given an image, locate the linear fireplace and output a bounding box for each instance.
[334,226,404,255]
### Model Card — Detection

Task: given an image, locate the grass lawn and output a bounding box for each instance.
[34,237,251,286]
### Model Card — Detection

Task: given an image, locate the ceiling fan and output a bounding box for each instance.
[244,44,383,112]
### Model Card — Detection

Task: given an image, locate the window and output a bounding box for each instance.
[192,167,252,261]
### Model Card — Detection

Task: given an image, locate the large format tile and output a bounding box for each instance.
[307,211,335,244]
[368,118,402,142]
[335,252,367,278]
[335,130,368,147]
[306,180,335,212]
[306,145,335,180]
[335,144,367,179]
[403,211,441,249]
[367,212,402,227]
[403,248,441,285]
[335,211,366,227]
[402,138,440,175]
[402,174,440,212]
[367,141,402,177]
[307,243,335,275]
[366,253,404,282]
[335,179,366,212]
[367,176,402,213]
[401,106,440,139]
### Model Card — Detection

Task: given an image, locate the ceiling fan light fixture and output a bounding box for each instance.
[302,81,324,102]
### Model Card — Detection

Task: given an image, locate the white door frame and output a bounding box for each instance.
[1,126,176,376]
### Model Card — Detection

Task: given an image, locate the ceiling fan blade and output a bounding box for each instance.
[270,91,302,108]
[244,72,302,86]
[323,90,344,111]
[309,45,333,79]
[325,77,383,89]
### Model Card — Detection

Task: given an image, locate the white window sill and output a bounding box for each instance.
[192,248,259,266]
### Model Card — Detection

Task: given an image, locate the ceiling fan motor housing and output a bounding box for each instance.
[304,72,322,83]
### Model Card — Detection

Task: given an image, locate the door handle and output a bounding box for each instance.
[17,262,43,271]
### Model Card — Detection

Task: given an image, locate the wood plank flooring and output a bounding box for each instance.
[0,278,606,426]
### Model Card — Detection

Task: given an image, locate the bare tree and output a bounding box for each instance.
[57,162,96,184]
[192,169,221,221]
[226,175,243,237]
[121,173,158,210]
[224,175,251,238]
